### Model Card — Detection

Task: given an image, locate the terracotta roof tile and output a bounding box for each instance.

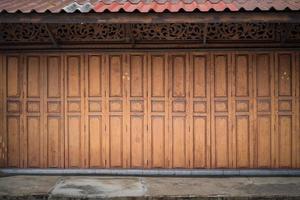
[0,0,299,13]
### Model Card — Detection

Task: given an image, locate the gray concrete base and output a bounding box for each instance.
[0,176,300,199]
[1,168,300,176]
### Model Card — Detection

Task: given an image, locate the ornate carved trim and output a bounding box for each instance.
[0,23,299,45]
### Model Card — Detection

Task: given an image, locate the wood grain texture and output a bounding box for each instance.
[0,51,299,169]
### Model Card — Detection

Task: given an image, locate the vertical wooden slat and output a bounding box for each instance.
[124,53,130,168]
[0,54,4,167]
[211,52,232,168]
[291,52,298,169]
[127,53,147,168]
[45,54,65,168]
[232,52,253,168]
[64,54,85,168]
[85,53,106,168]
[148,53,168,168]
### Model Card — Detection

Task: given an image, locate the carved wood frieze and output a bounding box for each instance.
[0,23,299,45]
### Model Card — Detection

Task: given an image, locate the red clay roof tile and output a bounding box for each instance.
[0,0,299,13]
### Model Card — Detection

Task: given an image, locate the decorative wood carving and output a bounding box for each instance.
[0,23,299,44]
[50,24,125,41]
[131,23,204,40]
[206,23,276,41]
[287,24,300,41]
[0,23,51,42]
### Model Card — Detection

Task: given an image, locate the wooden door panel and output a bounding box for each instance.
[254,53,274,168]
[148,54,168,168]
[128,54,147,168]
[233,54,253,168]
[190,53,210,168]
[275,53,295,168]
[86,54,105,168]
[24,56,43,168]
[151,116,166,168]
[169,54,189,168]
[7,116,20,167]
[45,55,64,168]
[107,54,125,168]
[211,54,231,168]
[5,56,22,167]
[109,115,123,167]
[65,55,84,168]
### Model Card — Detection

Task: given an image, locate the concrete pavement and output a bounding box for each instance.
[0,176,299,199]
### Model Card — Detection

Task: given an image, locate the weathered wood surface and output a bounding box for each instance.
[0,51,299,169]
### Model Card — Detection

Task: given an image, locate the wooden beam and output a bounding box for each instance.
[45,25,58,47]
[0,12,300,24]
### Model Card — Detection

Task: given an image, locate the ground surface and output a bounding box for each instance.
[0,176,299,199]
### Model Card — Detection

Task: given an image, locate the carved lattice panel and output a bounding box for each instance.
[49,24,126,41]
[131,23,204,41]
[206,23,276,41]
[0,23,299,44]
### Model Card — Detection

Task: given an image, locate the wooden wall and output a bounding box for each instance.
[0,51,299,169]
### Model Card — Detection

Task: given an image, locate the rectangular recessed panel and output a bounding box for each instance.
[7,116,20,167]
[215,117,229,168]
[6,56,20,97]
[67,56,81,97]
[68,116,81,168]
[89,116,103,168]
[26,56,40,98]
[27,117,41,168]
[130,55,144,97]
[109,101,122,112]
[256,54,271,97]
[47,117,61,168]
[236,116,250,168]
[279,116,292,168]
[109,55,123,97]
[7,101,20,113]
[47,56,61,98]
[67,101,81,112]
[193,101,206,113]
[172,101,186,112]
[215,101,228,112]
[257,116,271,168]
[214,55,228,97]
[236,101,249,112]
[151,101,165,112]
[88,55,102,97]
[193,117,206,168]
[109,116,123,167]
[130,101,144,112]
[235,55,249,97]
[130,116,144,168]
[89,101,102,112]
[47,102,61,113]
[172,55,186,97]
[257,100,271,112]
[151,55,165,97]
[193,55,207,98]
[151,116,165,168]
[27,101,40,113]
[278,54,292,96]
[172,117,186,168]
[278,100,292,112]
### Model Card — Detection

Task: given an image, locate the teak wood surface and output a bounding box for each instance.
[0,51,299,169]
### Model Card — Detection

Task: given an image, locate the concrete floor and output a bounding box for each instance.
[0,176,299,199]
